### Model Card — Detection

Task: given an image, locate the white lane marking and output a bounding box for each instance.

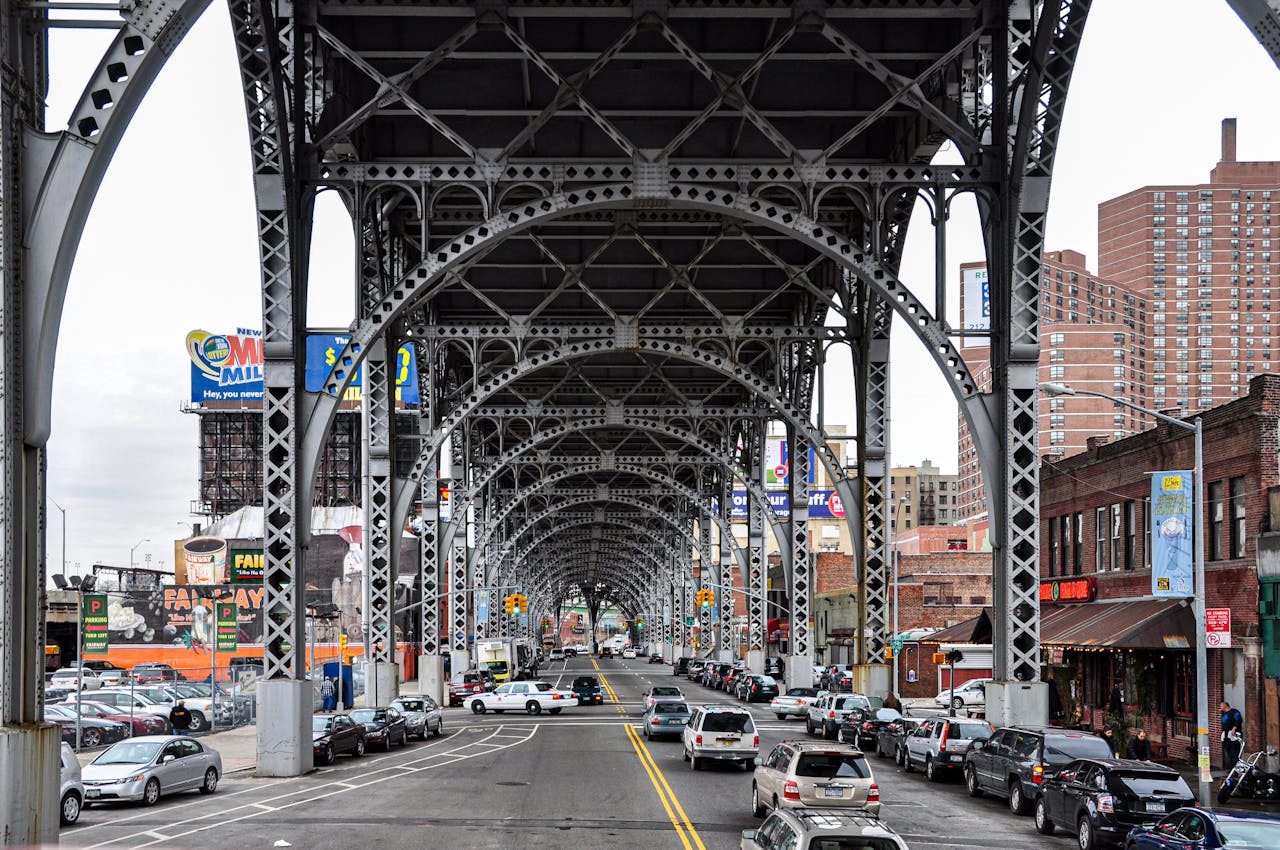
[71,778,291,833]
[141,832,167,842]
[78,725,537,850]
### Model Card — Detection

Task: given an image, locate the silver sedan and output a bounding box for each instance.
[390,696,443,740]
[81,736,222,807]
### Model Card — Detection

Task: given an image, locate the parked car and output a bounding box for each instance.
[1032,758,1195,849]
[59,742,83,825]
[45,705,130,748]
[69,699,171,737]
[643,685,684,710]
[81,736,221,806]
[964,725,1113,815]
[390,696,442,740]
[806,693,866,740]
[125,685,215,732]
[740,808,909,850]
[720,663,749,693]
[467,681,577,715]
[447,670,491,706]
[821,665,853,692]
[739,675,780,704]
[751,740,880,817]
[81,660,130,687]
[673,656,694,676]
[130,663,185,684]
[648,652,664,664]
[840,707,904,751]
[49,668,103,692]
[904,716,994,781]
[682,704,758,771]
[1124,807,1280,850]
[571,675,605,706]
[547,648,566,662]
[762,657,783,677]
[770,687,821,721]
[935,677,992,711]
[75,689,170,725]
[877,716,923,763]
[312,713,367,764]
[348,706,408,751]
[642,700,692,740]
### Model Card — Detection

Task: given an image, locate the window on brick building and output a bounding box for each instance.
[1124,501,1136,570]
[1095,508,1107,572]
[1060,515,1071,578]
[1209,480,1225,561]
[1230,476,1246,559]
[1047,518,1058,578]
[1173,654,1193,717]
[1110,504,1122,571]
[1073,512,1083,575]
[1142,496,1152,569]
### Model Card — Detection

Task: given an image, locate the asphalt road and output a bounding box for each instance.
[62,655,1077,849]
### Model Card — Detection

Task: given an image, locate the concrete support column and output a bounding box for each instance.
[369,662,400,707]
[450,648,471,679]
[417,654,445,705]
[257,680,314,776]
[0,725,60,843]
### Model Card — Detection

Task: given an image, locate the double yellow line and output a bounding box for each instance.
[623,723,706,850]
[589,658,626,715]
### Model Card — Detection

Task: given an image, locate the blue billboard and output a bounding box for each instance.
[303,335,419,404]
[1151,471,1194,597]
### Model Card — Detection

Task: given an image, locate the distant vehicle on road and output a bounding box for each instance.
[448,670,490,706]
[904,716,994,782]
[876,716,923,764]
[547,648,566,662]
[571,676,605,706]
[840,707,903,752]
[312,713,367,764]
[806,693,865,740]
[82,736,221,806]
[622,647,637,659]
[469,681,578,715]
[648,651,663,664]
[682,704,758,771]
[770,687,820,721]
[643,700,691,740]
[643,685,684,710]
[751,740,880,816]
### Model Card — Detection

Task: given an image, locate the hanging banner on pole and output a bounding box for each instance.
[215,601,238,651]
[1151,471,1194,597]
[82,594,109,654]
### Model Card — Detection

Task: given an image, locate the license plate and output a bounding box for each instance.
[1145,802,1165,813]
[85,789,100,798]
[674,719,686,724]
[823,787,844,798]
[719,738,737,746]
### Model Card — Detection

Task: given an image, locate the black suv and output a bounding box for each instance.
[673,656,694,676]
[963,725,1112,816]
[1033,758,1194,849]
[571,675,605,706]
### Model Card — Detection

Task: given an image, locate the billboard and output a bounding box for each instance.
[229,549,264,584]
[187,329,264,402]
[215,601,238,651]
[1151,471,1194,597]
[961,266,990,344]
[83,594,109,654]
[189,329,420,404]
[727,490,847,520]
[179,537,228,585]
[765,437,788,488]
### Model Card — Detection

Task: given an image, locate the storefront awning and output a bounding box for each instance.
[1041,598,1195,650]
[920,609,992,645]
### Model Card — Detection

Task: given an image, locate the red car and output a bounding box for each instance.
[74,700,171,736]
[447,670,490,706]
[130,663,185,684]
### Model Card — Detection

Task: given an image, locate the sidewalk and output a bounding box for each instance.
[74,724,259,773]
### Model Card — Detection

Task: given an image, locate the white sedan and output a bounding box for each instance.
[50,668,103,691]
[621,647,637,659]
[934,678,991,710]
[467,681,578,715]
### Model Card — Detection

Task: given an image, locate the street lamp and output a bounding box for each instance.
[1040,381,1209,805]
[890,496,909,698]
[129,538,149,569]
[49,498,66,577]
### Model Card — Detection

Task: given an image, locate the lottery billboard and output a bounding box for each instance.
[187,329,264,402]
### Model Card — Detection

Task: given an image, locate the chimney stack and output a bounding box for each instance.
[1221,117,1237,163]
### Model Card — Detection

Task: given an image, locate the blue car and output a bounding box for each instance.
[1125,807,1280,849]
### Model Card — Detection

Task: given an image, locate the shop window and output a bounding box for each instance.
[1230,476,1246,558]
[1047,518,1059,577]
[1095,508,1106,572]
[1110,504,1122,571]
[1174,654,1194,717]
[1073,512,1083,575]
[1208,481,1225,561]
[1124,501,1136,570]
[1060,515,1072,579]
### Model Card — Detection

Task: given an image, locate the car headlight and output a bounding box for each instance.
[128,773,147,783]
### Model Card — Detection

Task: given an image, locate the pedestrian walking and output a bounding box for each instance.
[1221,700,1244,767]
[1101,726,1118,755]
[169,701,192,736]
[883,691,902,712]
[1127,729,1153,761]
[321,677,336,711]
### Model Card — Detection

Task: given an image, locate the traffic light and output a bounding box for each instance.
[504,595,515,615]
[636,618,644,631]
[508,593,526,616]
[696,589,714,609]
[339,633,348,653]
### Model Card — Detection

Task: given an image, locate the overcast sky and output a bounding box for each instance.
[40,2,1280,577]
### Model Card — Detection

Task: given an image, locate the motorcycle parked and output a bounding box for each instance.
[1218,748,1280,803]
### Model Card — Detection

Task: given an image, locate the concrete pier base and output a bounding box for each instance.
[450,649,471,679]
[786,653,814,691]
[369,661,400,707]
[418,655,445,705]
[852,664,891,699]
[0,722,60,845]
[985,681,1048,726]
[256,679,314,777]
[746,649,765,674]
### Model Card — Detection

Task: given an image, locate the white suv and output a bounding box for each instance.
[548,648,566,662]
[934,678,991,711]
[682,704,758,771]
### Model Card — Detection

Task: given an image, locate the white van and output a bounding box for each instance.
[548,648,566,662]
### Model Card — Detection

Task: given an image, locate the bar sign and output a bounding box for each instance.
[82,593,109,654]
[216,601,238,651]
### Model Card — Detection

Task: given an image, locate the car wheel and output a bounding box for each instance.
[925,756,939,782]
[200,767,219,794]
[776,713,787,721]
[354,738,365,757]
[82,727,102,748]
[1078,816,1097,850]
[895,745,905,767]
[142,778,161,807]
[951,696,964,711]
[525,701,542,715]
[691,754,702,771]
[965,764,983,797]
[805,717,814,736]
[471,700,486,714]
[431,721,442,738]
[548,707,562,715]
[321,745,334,765]
[1009,781,1029,815]
[682,747,689,762]
[187,711,206,733]
[751,783,765,818]
[60,790,81,826]
[1034,796,1056,835]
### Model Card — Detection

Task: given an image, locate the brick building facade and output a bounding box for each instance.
[1039,374,1279,766]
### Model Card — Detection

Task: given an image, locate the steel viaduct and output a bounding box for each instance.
[2,0,1279,841]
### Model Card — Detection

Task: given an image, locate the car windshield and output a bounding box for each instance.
[873,708,903,722]
[810,839,903,850]
[654,702,688,715]
[786,688,818,697]
[93,741,162,765]
[833,697,861,711]
[350,710,384,724]
[1216,822,1280,846]
[395,700,425,712]
[701,712,753,733]
[1112,772,1192,797]
[757,676,777,686]
[1044,734,1113,763]
[484,662,509,675]
[573,677,599,688]
[795,753,871,779]
[948,722,993,739]
[312,718,333,732]
[651,687,681,696]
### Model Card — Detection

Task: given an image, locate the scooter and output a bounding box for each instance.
[1218,748,1280,803]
